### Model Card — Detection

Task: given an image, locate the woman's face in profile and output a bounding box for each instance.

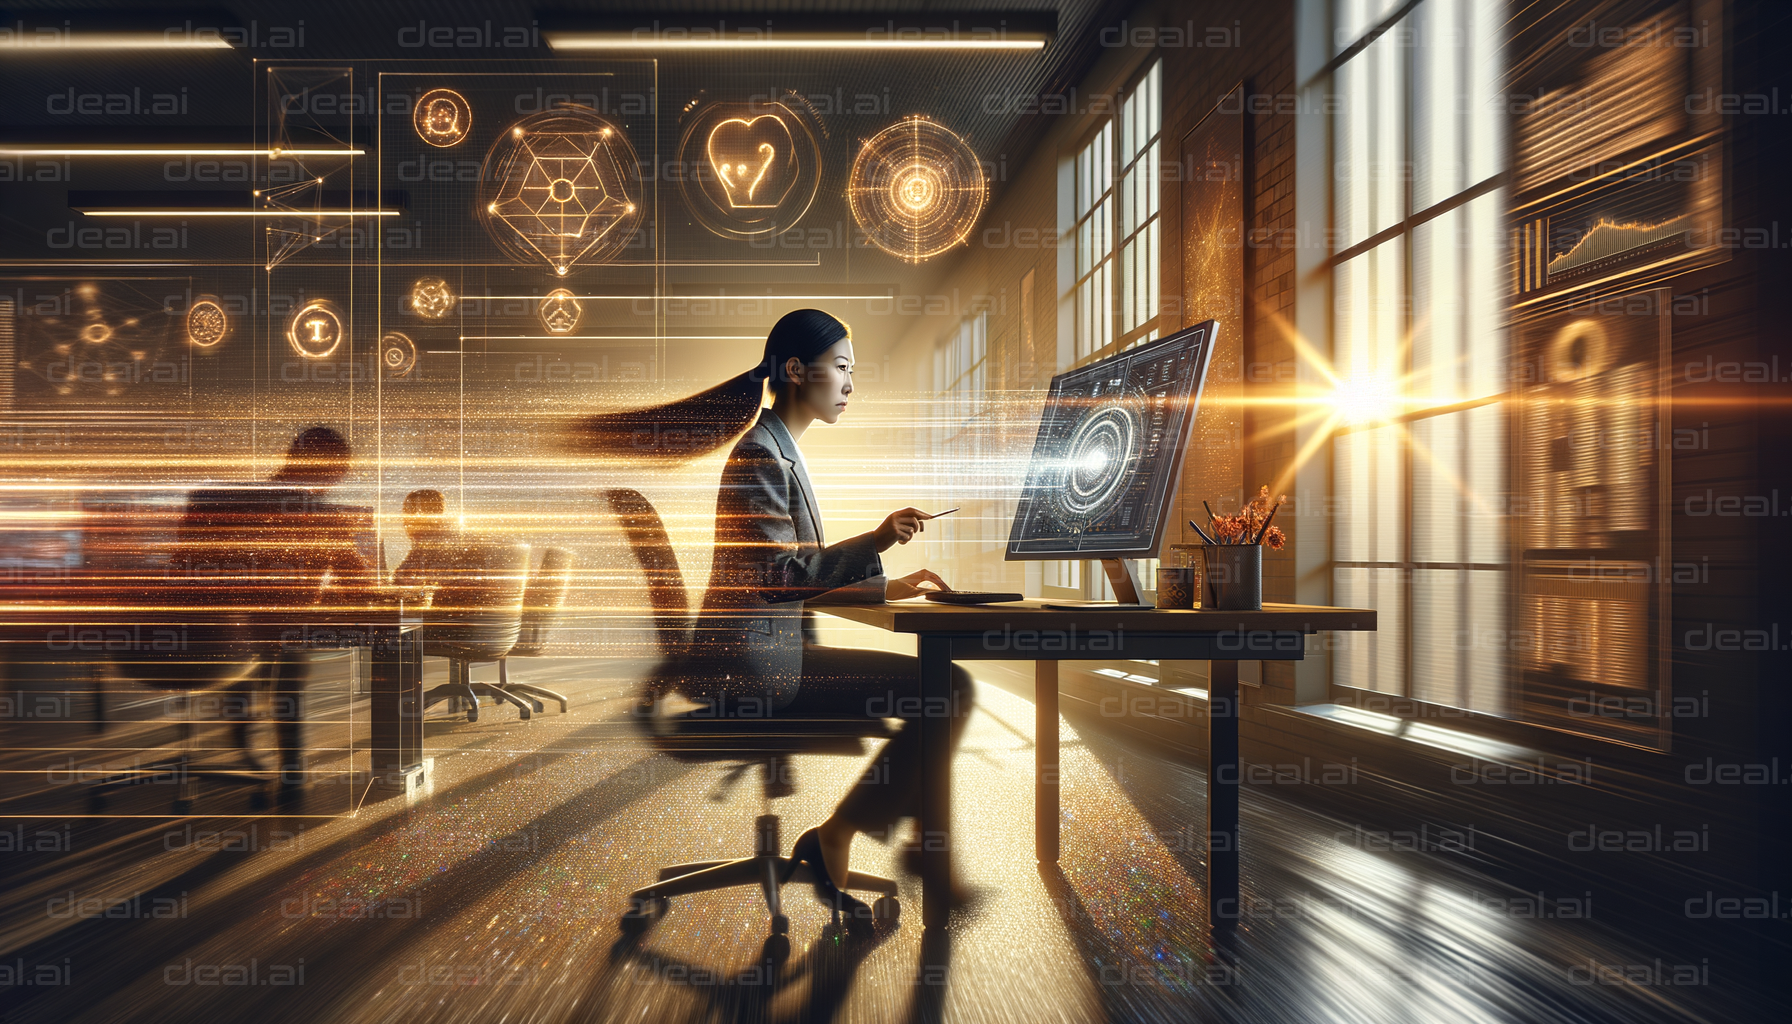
[792,338,855,425]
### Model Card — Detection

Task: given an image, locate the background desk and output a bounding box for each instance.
[816,601,1377,931]
[0,598,425,808]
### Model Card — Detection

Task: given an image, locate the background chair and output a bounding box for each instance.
[491,546,575,714]
[420,541,533,722]
[87,618,272,813]
[604,488,899,961]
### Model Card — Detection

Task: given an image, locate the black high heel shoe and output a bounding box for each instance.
[791,828,876,936]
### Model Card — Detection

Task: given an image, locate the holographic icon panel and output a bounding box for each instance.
[381,331,418,377]
[539,288,582,334]
[408,276,456,319]
[287,300,345,360]
[678,96,822,239]
[186,297,228,348]
[413,88,472,148]
[263,67,357,271]
[478,107,643,275]
[848,116,987,263]
[12,281,175,403]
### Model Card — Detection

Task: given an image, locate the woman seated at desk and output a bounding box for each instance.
[585,309,976,916]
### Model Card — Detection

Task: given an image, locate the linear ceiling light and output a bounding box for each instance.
[0,147,363,157]
[546,31,1046,51]
[77,210,400,218]
[0,33,233,50]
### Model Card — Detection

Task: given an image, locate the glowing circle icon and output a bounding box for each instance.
[678,96,822,239]
[381,332,418,377]
[1060,406,1139,518]
[848,116,987,263]
[185,297,229,348]
[539,288,582,334]
[287,300,345,360]
[413,88,472,148]
[478,106,643,275]
[80,322,113,345]
[408,276,456,319]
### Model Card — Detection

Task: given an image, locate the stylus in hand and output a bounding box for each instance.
[925,507,960,518]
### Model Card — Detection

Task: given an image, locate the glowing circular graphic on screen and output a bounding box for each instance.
[848,116,986,263]
[413,88,472,148]
[539,288,582,334]
[478,106,642,275]
[1060,405,1141,519]
[381,331,418,377]
[286,300,345,360]
[408,276,456,319]
[1040,394,1151,530]
[185,297,228,348]
[677,96,822,239]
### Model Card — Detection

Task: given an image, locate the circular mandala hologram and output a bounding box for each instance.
[677,97,822,238]
[186,296,228,348]
[381,331,418,377]
[408,276,456,319]
[478,106,643,275]
[413,88,472,148]
[1045,391,1147,529]
[848,117,987,263]
[287,300,345,360]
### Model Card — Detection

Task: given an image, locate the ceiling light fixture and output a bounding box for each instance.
[546,31,1046,51]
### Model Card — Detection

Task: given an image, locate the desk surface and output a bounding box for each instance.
[814,599,1375,634]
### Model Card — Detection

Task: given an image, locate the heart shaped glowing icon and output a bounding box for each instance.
[706,115,796,209]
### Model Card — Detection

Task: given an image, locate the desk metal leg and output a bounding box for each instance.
[371,627,423,794]
[918,635,953,930]
[1036,660,1059,863]
[1206,659,1240,929]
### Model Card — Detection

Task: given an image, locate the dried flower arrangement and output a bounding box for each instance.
[1189,486,1286,550]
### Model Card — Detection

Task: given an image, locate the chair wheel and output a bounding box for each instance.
[465,707,479,723]
[873,896,900,922]
[770,913,789,935]
[527,699,546,714]
[763,933,790,962]
[619,895,667,934]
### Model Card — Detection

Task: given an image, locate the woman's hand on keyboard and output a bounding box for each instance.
[886,570,951,600]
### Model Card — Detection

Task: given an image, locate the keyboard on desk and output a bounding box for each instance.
[922,591,1025,605]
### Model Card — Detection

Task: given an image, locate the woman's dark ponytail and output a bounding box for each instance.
[564,309,850,461]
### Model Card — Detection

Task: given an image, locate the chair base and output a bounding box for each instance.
[620,811,898,958]
[421,659,533,721]
[497,660,568,715]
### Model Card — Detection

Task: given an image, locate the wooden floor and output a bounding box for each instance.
[0,655,1779,1024]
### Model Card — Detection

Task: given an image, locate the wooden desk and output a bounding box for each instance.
[816,600,1376,931]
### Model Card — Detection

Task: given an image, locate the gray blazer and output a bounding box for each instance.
[696,411,884,706]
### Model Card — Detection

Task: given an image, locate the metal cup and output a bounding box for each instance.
[1156,567,1197,609]
[1203,545,1263,611]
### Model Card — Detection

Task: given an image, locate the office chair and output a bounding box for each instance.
[491,546,575,714]
[604,488,899,961]
[87,620,272,813]
[420,542,535,722]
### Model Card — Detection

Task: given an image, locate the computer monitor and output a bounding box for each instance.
[1004,320,1217,602]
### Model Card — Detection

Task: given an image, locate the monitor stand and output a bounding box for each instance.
[1042,559,1155,611]
[1101,558,1143,605]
